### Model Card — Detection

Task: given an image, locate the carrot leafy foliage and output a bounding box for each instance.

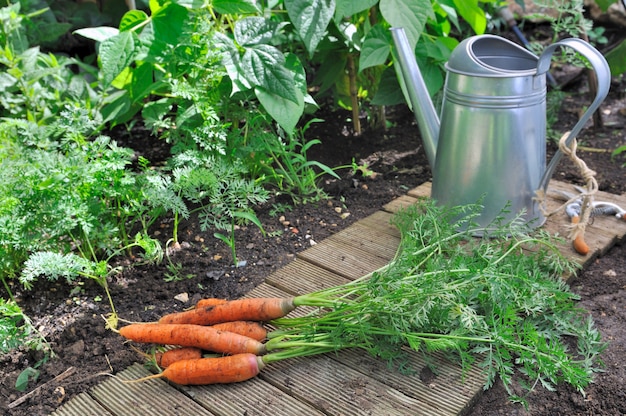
[265,200,606,406]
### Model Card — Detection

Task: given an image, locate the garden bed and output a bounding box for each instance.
[1,71,626,414]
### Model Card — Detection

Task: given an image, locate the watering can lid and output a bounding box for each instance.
[446,35,540,77]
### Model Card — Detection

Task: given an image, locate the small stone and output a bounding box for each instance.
[334,207,342,213]
[310,239,317,246]
[340,212,351,219]
[174,292,189,303]
[206,270,224,281]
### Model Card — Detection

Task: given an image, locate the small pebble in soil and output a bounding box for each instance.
[206,270,224,281]
[174,293,189,303]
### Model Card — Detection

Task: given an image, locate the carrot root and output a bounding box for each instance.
[212,321,267,341]
[158,297,296,326]
[119,323,267,355]
[571,216,590,255]
[155,347,203,368]
[125,353,265,385]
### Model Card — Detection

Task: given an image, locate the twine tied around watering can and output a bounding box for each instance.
[534,131,598,255]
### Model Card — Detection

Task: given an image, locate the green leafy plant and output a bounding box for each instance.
[0,3,99,125]
[611,144,626,166]
[163,261,196,282]
[241,118,340,203]
[20,232,162,329]
[0,297,49,353]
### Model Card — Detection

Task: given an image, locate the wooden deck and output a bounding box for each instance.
[51,181,626,416]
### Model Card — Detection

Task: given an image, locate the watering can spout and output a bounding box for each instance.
[390,27,439,170]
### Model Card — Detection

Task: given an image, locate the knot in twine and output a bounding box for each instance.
[535,131,597,242]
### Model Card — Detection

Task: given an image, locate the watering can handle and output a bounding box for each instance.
[536,38,611,193]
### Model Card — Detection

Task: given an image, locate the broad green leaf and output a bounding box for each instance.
[241,44,299,104]
[314,52,347,94]
[172,0,206,8]
[111,66,133,89]
[119,10,150,32]
[100,90,132,124]
[129,61,158,102]
[371,66,405,105]
[434,1,458,34]
[285,53,307,95]
[255,86,304,135]
[415,55,444,97]
[15,367,39,392]
[222,49,253,94]
[151,3,188,46]
[334,0,378,20]
[139,3,189,59]
[419,36,454,62]
[213,0,260,14]
[380,0,433,51]
[606,38,626,76]
[285,0,335,56]
[452,0,486,35]
[142,98,173,125]
[359,24,391,71]
[73,26,119,43]
[149,0,167,13]
[99,31,138,87]
[234,17,287,46]
[594,0,614,11]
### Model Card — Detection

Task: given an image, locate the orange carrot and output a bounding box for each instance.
[196,297,228,309]
[155,347,202,368]
[128,353,265,385]
[212,321,267,341]
[571,216,590,256]
[119,323,267,355]
[158,297,296,325]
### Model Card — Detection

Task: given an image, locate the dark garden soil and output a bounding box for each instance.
[2,62,626,416]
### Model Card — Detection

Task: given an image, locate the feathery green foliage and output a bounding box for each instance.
[264,201,605,405]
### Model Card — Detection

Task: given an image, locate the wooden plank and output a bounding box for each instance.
[335,348,486,415]
[542,181,626,266]
[297,239,391,280]
[89,363,215,416]
[187,377,326,416]
[249,272,486,416]
[324,221,400,260]
[355,210,401,238]
[383,194,420,213]
[50,392,114,416]
[265,258,352,296]
[259,354,442,416]
[407,181,432,198]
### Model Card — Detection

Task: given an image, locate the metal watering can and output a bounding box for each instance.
[391,28,611,230]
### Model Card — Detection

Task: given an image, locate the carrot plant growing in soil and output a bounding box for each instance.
[120,200,606,406]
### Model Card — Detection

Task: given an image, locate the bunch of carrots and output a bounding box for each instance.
[118,294,346,385]
[117,201,605,401]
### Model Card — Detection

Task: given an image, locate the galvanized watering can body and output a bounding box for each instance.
[391,28,611,231]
